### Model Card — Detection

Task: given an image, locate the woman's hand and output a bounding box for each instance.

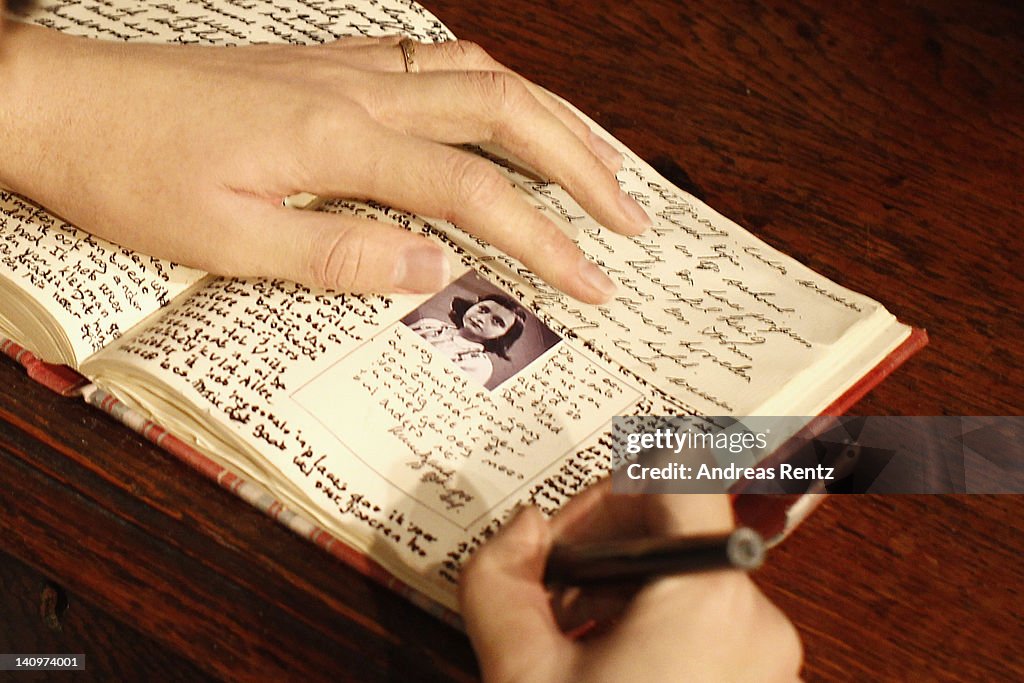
[0,22,650,302]
[459,482,804,682]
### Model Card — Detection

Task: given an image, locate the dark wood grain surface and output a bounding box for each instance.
[1,1,1021,681]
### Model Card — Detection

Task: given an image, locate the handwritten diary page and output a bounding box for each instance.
[0,192,205,364]
[467,137,911,417]
[84,184,908,612]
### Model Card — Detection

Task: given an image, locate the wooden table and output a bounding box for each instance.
[1,1,1021,680]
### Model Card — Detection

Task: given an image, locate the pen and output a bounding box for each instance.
[544,527,766,586]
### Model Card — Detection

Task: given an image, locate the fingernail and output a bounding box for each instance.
[578,258,617,301]
[589,131,623,172]
[395,244,450,292]
[619,190,652,233]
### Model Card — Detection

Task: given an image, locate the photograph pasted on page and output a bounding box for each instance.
[401,271,561,391]
[292,271,641,527]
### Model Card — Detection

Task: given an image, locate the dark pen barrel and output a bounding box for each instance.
[544,527,765,585]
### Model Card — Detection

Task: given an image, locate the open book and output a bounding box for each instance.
[0,0,921,616]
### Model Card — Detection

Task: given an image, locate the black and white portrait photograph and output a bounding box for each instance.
[401,270,560,390]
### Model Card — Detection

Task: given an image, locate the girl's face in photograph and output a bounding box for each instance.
[461,300,516,342]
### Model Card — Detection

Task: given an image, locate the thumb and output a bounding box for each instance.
[236,206,450,294]
[459,507,572,682]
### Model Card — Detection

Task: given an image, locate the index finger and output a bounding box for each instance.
[301,121,620,303]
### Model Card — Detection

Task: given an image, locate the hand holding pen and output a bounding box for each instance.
[458,481,803,683]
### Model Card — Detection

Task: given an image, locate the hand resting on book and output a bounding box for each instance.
[0,19,650,304]
[460,482,804,682]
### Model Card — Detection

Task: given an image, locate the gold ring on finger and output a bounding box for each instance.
[399,38,420,74]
